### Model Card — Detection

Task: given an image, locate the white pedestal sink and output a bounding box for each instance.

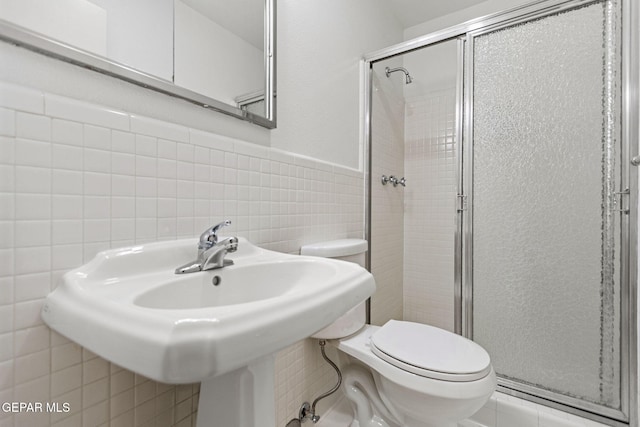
[41,237,375,427]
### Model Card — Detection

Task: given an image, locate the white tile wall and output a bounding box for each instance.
[403,87,457,331]
[0,81,365,427]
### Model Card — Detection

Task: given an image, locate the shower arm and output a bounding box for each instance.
[384,66,412,84]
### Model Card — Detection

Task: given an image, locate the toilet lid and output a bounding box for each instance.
[370,320,492,382]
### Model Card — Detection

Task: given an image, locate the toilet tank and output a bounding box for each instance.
[300,239,368,339]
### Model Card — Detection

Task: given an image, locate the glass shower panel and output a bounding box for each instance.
[369,59,407,326]
[471,0,621,410]
[402,40,459,332]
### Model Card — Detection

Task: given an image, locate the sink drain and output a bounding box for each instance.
[211,276,221,286]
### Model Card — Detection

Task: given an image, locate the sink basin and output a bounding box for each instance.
[134,259,338,309]
[41,237,376,385]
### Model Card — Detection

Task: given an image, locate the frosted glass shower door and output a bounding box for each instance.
[466,0,626,420]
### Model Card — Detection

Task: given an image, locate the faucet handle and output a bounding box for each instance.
[199,220,232,249]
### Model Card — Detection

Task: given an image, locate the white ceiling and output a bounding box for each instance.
[388,0,489,28]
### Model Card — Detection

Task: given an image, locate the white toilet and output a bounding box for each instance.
[301,239,496,427]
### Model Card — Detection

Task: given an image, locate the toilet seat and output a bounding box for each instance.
[370,320,492,382]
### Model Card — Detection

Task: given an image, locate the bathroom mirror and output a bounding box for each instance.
[0,0,276,128]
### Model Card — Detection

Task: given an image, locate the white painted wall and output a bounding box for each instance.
[93,0,174,81]
[0,0,107,55]
[174,0,264,107]
[271,0,404,170]
[1,0,174,81]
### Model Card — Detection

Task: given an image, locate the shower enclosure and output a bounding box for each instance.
[365,0,638,425]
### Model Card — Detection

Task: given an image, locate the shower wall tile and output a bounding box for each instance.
[0,81,365,427]
[403,87,457,331]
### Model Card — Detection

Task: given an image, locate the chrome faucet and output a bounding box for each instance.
[175,220,239,274]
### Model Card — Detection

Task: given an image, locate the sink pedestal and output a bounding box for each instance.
[196,354,276,427]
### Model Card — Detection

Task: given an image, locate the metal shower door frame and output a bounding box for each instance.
[460,1,636,425]
[362,0,638,426]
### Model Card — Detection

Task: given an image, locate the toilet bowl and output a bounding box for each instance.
[301,239,496,427]
[335,321,496,427]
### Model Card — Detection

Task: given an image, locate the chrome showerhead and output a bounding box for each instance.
[385,66,413,84]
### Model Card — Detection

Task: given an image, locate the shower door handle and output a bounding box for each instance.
[456,194,467,212]
[613,188,629,214]
[631,156,640,166]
